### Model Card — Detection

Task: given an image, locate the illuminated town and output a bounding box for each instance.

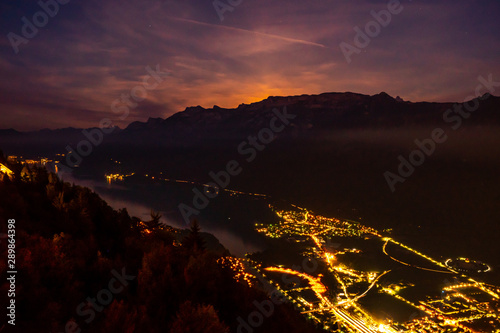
[7,155,51,166]
[105,172,135,183]
[4,159,497,332]
[217,256,257,287]
[247,206,500,332]
[96,171,500,332]
[0,163,13,178]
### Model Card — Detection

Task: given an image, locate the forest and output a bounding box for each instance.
[0,152,325,333]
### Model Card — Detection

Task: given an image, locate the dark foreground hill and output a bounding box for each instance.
[0,156,326,333]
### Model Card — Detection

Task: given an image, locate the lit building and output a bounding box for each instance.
[0,163,13,179]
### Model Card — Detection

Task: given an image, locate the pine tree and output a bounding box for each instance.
[183,220,206,253]
[146,210,162,230]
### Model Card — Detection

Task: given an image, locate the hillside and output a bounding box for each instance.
[0,156,326,333]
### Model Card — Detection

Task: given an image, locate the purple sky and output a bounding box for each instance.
[1,0,499,130]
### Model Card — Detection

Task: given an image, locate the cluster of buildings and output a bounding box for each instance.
[0,163,13,180]
[248,207,500,332]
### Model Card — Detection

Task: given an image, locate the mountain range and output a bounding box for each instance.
[2,91,499,150]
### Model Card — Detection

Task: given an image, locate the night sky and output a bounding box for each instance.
[1,0,499,130]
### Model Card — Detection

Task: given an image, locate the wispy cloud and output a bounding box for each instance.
[167,16,328,49]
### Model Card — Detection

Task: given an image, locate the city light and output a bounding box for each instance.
[251,207,500,332]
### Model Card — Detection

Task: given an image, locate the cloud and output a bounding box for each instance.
[166,16,328,49]
[0,0,499,130]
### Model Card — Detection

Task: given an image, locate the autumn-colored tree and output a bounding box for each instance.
[138,243,183,327]
[169,301,229,333]
[95,300,150,333]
